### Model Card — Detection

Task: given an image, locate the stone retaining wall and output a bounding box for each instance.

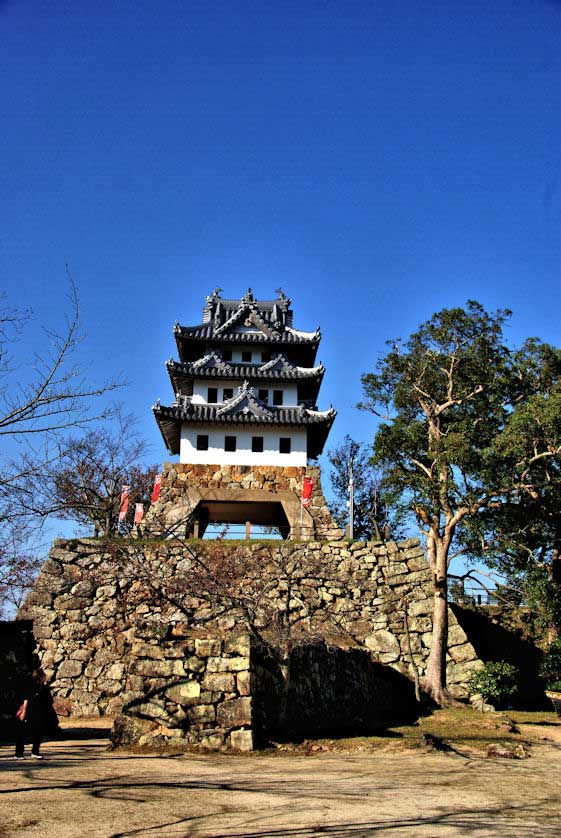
[19,535,483,740]
[111,633,253,751]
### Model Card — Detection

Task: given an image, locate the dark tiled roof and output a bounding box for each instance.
[153,388,336,458]
[174,323,320,344]
[167,352,324,385]
[155,400,335,426]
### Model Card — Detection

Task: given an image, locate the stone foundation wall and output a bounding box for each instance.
[19,536,483,737]
[110,633,253,751]
[148,462,343,540]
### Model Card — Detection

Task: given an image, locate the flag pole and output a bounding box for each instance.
[300,474,304,536]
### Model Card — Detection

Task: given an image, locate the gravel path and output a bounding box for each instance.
[2,722,561,837]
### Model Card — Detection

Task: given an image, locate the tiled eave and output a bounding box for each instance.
[167,359,325,385]
[153,402,336,459]
[174,324,320,346]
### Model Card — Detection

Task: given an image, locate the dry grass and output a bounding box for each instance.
[268,707,561,756]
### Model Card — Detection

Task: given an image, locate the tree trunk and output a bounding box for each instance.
[424,554,448,703]
[423,534,460,705]
[548,539,561,643]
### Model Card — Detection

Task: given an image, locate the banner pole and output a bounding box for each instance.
[300,474,304,536]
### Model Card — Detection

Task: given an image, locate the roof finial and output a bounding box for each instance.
[206,287,223,305]
[242,288,254,303]
[275,287,287,301]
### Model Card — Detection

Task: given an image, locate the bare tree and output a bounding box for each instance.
[20,411,159,537]
[0,276,122,608]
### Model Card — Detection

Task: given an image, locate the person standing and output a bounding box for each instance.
[14,670,50,760]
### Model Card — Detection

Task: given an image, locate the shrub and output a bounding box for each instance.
[539,642,561,691]
[468,661,520,708]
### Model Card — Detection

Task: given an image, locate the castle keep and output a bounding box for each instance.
[152,288,339,539]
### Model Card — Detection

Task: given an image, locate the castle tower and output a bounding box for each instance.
[152,288,340,539]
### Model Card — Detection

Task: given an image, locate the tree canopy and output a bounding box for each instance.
[360,300,561,703]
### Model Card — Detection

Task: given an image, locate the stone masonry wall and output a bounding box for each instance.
[20,536,483,740]
[147,462,343,540]
[110,633,254,751]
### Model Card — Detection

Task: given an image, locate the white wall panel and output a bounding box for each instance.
[180,424,307,466]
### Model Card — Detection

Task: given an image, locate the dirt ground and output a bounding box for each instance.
[2,718,561,838]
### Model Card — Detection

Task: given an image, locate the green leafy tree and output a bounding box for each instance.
[359,301,561,704]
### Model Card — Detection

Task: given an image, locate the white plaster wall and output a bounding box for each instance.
[192,379,298,406]
[180,424,307,466]
[222,347,273,364]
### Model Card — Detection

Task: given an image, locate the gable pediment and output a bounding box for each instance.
[191,350,231,372]
[216,381,275,419]
[258,353,296,373]
[214,303,281,339]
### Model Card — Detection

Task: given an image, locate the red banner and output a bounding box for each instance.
[118,485,130,521]
[301,476,314,507]
[134,503,144,525]
[151,474,162,505]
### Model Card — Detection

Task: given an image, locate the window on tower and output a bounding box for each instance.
[196,434,209,451]
[222,349,232,361]
[261,351,271,362]
[223,388,233,401]
[273,390,283,405]
[251,436,264,453]
[225,435,236,452]
[241,350,252,363]
[258,389,269,403]
[279,437,291,454]
[207,387,218,403]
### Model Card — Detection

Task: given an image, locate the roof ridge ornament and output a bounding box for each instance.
[206,287,223,303]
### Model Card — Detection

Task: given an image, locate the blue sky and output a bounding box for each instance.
[2,0,560,484]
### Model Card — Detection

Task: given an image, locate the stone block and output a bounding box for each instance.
[224,635,250,657]
[188,703,216,724]
[383,562,408,576]
[200,733,225,750]
[407,557,428,572]
[95,585,117,598]
[448,643,477,663]
[408,616,431,633]
[166,681,201,703]
[106,663,125,680]
[230,729,253,751]
[25,590,53,607]
[217,697,251,728]
[56,659,84,679]
[71,580,95,597]
[195,638,222,657]
[132,660,174,677]
[185,655,205,672]
[237,671,251,696]
[447,623,467,647]
[111,715,158,747]
[364,629,401,662]
[207,656,249,673]
[446,659,484,683]
[131,641,165,659]
[202,673,235,692]
[408,598,432,617]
